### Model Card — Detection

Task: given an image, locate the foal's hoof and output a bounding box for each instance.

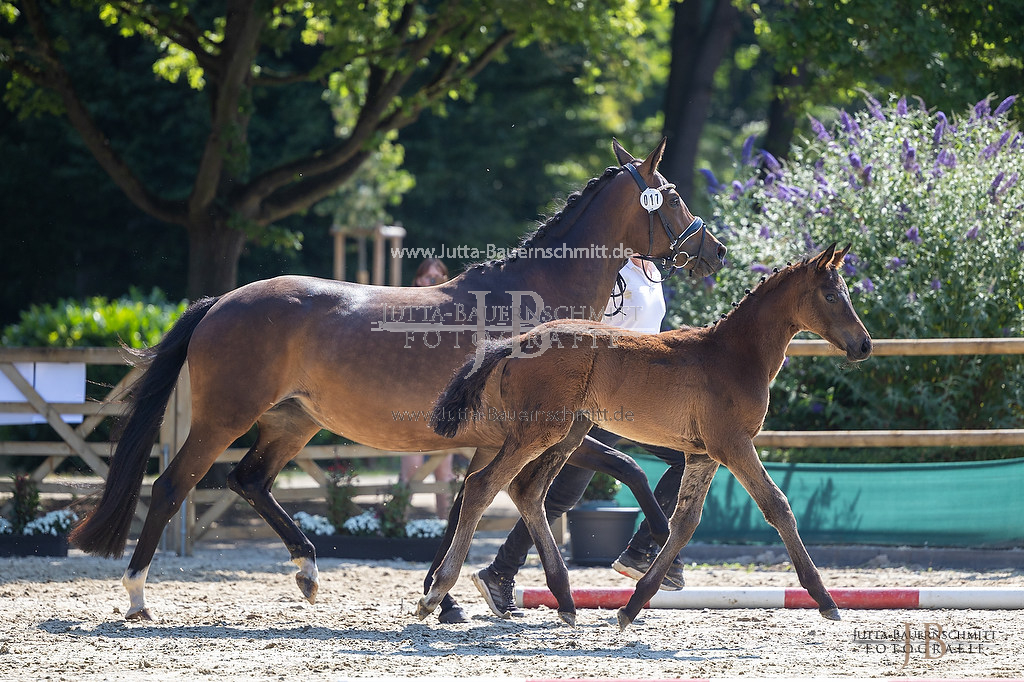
[295,572,318,604]
[820,607,841,621]
[125,606,154,622]
[558,611,576,627]
[616,608,634,631]
[415,597,435,621]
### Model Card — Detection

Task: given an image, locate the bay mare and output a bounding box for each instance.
[69,140,726,621]
[424,244,871,627]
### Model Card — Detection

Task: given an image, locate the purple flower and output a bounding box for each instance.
[896,97,908,116]
[730,180,745,199]
[862,165,872,185]
[809,115,831,142]
[994,95,1016,116]
[699,168,723,194]
[810,401,824,414]
[965,225,980,240]
[758,225,772,239]
[703,276,716,289]
[905,226,921,244]
[842,253,860,277]
[931,279,942,291]
[886,257,905,270]
[840,111,861,137]
[865,93,885,121]
[933,112,947,143]
[937,149,957,168]
[901,140,918,173]
[990,172,1006,196]
[751,263,771,274]
[760,149,782,173]
[742,134,756,165]
[908,291,918,303]
[1017,241,1024,252]
[858,278,875,293]
[973,98,991,120]
[848,152,862,169]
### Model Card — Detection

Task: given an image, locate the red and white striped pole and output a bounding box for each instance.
[517,586,1024,611]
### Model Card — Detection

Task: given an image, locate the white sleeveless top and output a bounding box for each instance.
[603,259,666,333]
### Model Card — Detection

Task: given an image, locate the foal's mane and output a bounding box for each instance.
[707,255,816,328]
[466,165,624,273]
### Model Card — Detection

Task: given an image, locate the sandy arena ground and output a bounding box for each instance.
[1,537,1022,680]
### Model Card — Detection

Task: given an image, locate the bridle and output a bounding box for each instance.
[622,161,708,282]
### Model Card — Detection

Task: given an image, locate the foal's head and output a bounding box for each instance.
[794,243,872,362]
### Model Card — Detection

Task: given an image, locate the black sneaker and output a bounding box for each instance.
[471,567,525,618]
[612,546,685,591]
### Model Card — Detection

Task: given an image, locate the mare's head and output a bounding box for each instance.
[794,243,872,362]
[611,139,726,278]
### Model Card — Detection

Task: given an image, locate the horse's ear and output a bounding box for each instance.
[637,137,668,179]
[612,138,636,166]
[816,242,838,270]
[833,243,851,267]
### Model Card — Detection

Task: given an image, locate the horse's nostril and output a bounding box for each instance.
[861,338,872,355]
[717,245,727,260]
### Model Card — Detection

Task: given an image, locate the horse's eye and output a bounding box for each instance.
[825,293,837,303]
[669,196,680,207]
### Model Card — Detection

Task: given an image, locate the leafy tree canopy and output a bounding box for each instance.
[0,0,655,297]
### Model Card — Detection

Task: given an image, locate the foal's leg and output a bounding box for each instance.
[507,422,591,625]
[422,448,493,620]
[417,438,544,619]
[618,453,719,629]
[226,403,322,603]
[726,441,840,621]
[122,421,245,620]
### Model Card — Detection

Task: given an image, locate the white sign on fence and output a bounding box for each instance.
[0,362,86,425]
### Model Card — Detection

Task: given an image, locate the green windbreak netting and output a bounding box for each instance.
[615,455,1024,548]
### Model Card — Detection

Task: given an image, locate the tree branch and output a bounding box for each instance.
[256,149,373,223]
[19,0,186,225]
[187,0,266,220]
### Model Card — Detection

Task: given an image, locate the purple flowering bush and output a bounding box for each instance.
[670,95,1023,462]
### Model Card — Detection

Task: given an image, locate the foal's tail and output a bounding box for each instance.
[429,338,516,438]
[69,296,219,558]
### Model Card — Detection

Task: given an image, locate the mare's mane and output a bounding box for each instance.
[467,166,624,273]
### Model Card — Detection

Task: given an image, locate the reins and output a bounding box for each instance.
[622,161,707,283]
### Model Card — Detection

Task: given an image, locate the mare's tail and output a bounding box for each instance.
[429,338,516,438]
[69,296,219,557]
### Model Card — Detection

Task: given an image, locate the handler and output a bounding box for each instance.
[438,256,690,623]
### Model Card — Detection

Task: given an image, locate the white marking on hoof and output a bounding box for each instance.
[292,556,319,604]
[122,566,151,621]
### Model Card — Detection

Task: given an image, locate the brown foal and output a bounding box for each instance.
[425,243,871,627]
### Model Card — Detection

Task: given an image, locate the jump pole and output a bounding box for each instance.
[516,586,1024,611]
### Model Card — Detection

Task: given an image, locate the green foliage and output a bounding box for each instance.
[323,459,361,529]
[581,471,621,502]
[11,474,39,533]
[1,287,186,349]
[379,481,414,539]
[675,95,1024,463]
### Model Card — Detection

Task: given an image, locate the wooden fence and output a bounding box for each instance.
[1,338,1022,554]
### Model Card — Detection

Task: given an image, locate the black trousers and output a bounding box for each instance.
[490,427,686,577]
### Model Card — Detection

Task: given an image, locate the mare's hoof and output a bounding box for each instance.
[415,597,435,620]
[820,607,841,621]
[125,607,154,622]
[438,605,470,624]
[558,611,576,627]
[295,572,318,604]
[616,608,634,631]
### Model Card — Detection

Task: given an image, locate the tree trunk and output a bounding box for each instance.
[185,219,247,299]
[661,0,741,202]
[762,65,808,162]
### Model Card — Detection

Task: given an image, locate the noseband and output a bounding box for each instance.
[622,162,707,281]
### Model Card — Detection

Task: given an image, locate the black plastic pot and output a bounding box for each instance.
[566,506,640,566]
